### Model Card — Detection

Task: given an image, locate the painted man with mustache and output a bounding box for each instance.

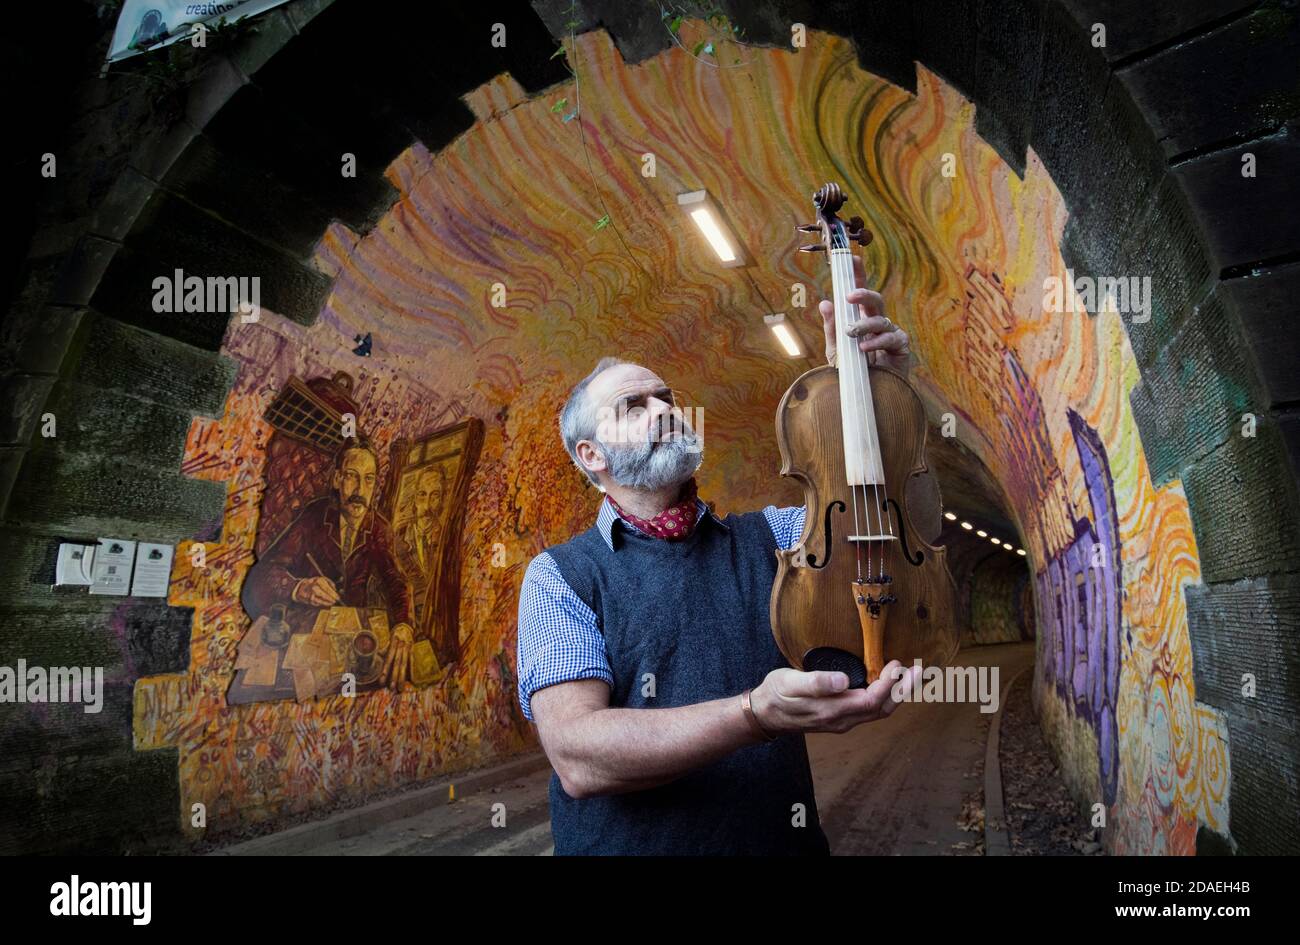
[395,464,449,626]
[242,437,417,690]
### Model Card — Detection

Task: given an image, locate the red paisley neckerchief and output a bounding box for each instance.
[607,476,700,541]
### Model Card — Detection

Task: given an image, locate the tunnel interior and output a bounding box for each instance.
[2,0,1297,856]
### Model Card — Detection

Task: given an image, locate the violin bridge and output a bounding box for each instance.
[852,579,894,682]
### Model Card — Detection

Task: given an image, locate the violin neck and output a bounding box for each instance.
[828,248,886,486]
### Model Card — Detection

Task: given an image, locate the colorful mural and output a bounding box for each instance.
[226,368,479,706]
[1036,408,1123,805]
[129,25,1227,851]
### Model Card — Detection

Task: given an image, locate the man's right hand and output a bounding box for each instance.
[292,576,342,607]
[750,661,920,735]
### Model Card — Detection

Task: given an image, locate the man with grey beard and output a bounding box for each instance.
[517,265,923,855]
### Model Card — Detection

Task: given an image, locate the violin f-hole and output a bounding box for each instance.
[884,497,924,566]
[804,500,845,569]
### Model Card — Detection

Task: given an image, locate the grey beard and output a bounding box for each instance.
[596,427,703,491]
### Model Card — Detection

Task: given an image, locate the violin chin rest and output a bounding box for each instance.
[802,647,868,689]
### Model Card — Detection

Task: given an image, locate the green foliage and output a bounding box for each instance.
[659,2,749,62]
[201,15,261,53]
[116,14,261,95]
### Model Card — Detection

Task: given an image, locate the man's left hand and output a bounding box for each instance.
[817,252,911,374]
[382,623,414,690]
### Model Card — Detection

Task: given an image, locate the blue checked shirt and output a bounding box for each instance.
[516,497,806,721]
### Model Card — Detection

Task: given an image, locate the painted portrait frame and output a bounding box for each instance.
[383,417,483,668]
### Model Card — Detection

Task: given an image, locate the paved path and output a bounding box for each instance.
[262,642,1036,855]
[298,765,557,856]
[811,642,1034,854]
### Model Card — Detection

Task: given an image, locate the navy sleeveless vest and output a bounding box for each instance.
[543,505,831,856]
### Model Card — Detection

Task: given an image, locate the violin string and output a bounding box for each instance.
[853,258,885,582]
[833,242,872,583]
[836,238,890,583]
[871,286,898,583]
[862,257,896,582]
[826,242,847,576]
[832,240,865,584]
[833,245,863,572]
[849,463,864,582]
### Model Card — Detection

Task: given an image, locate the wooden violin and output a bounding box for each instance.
[770,182,959,687]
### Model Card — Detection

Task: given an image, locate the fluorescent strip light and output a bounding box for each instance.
[677,190,747,268]
[689,208,736,262]
[764,313,803,357]
[771,323,801,356]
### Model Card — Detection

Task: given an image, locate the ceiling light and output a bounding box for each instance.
[1002,542,1013,550]
[990,536,1001,545]
[976,530,987,538]
[960,521,973,530]
[944,512,957,521]
[763,313,803,357]
[677,190,748,268]
[1016,548,1027,556]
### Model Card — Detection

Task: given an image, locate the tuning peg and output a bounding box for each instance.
[798,243,827,253]
[795,223,820,233]
[847,215,874,247]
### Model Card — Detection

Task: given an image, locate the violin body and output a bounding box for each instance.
[769,182,958,687]
[770,364,959,684]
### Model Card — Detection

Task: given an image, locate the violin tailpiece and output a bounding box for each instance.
[852,580,891,682]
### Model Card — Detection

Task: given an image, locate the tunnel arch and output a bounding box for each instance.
[2,0,1296,855]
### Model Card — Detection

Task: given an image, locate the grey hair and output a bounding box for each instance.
[561,356,629,487]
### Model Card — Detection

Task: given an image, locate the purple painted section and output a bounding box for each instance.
[997,355,1067,562]
[1036,409,1123,804]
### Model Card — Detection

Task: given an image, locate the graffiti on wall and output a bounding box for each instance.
[1035,409,1123,805]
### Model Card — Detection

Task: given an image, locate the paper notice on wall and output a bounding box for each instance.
[107,1,292,65]
[55,543,97,586]
[131,542,175,598]
[89,539,137,596]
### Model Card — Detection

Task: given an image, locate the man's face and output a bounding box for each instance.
[334,448,377,524]
[583,364,703,490]
[415,471,443,521]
